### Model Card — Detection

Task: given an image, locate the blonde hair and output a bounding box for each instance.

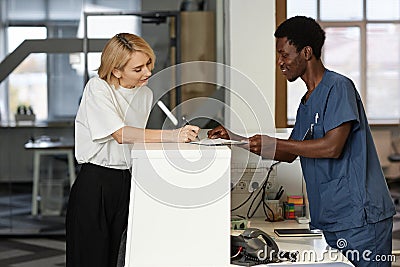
[98,33,156,88]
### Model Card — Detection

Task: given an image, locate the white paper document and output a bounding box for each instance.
[191,138,248,146]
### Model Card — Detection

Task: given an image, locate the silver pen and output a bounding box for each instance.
[182,116,190,126]
[182,116,200,141]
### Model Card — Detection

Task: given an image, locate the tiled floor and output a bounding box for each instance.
[0,237,65,267]
[0,183,67,266]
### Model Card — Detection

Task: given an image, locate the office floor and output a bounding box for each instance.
[1,185,400,266]
[0,183,67,236]
[0,237,66,267]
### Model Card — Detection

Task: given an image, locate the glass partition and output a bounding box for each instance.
[0,0,141,236]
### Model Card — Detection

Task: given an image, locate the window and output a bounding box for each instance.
[7,27,47,121]
[77,15,141,79]
[0,0,141,123]
[285,0,400,124]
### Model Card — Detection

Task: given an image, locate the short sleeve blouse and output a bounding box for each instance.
[75,77,153,169]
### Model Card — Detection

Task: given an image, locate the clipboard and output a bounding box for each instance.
[190,138,248,146]
[274,228,322,237]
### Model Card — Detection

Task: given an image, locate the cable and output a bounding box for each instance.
[231,161,281,218]
[246,161,281,220]
[231,246,243,259]
[231,191,255,212]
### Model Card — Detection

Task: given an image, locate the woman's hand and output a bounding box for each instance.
[207,125,230,139]
[174,125,200,143]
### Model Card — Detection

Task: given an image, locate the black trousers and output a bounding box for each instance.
[66,163,131,267]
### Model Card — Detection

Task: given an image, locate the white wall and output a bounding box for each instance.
[225,0,276,134]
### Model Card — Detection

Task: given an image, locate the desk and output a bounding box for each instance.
[234,219,353,266]
[124,143,351,267]
[24,138,75,216]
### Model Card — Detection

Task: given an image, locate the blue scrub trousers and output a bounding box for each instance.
[323,217,393,267]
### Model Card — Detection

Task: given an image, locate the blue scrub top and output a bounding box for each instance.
[290,70,395,232]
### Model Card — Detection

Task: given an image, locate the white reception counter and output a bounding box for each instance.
[125,143,231,267]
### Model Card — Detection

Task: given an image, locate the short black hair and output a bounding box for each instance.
[274,16,326,59]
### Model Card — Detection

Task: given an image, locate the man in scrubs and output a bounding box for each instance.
[208,16,395,266]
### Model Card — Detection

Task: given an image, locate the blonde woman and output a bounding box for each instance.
[66,33,199,267]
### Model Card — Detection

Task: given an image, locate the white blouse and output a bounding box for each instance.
[75,76,153,169]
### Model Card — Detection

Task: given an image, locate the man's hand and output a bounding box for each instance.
[248,134,277,159]
[207,125,230,139]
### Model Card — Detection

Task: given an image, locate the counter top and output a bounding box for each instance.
[131,142,231,158]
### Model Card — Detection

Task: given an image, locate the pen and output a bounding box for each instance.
[182,116,190,126]
[275,186,283,200]
[182,116,200,141]
[276,189,284,200]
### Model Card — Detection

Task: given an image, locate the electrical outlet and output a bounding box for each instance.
[231,165,277,194]
[265,168,276,190]
[266,181,274,190]
[246,167,276,192]
[232,180,248,193]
